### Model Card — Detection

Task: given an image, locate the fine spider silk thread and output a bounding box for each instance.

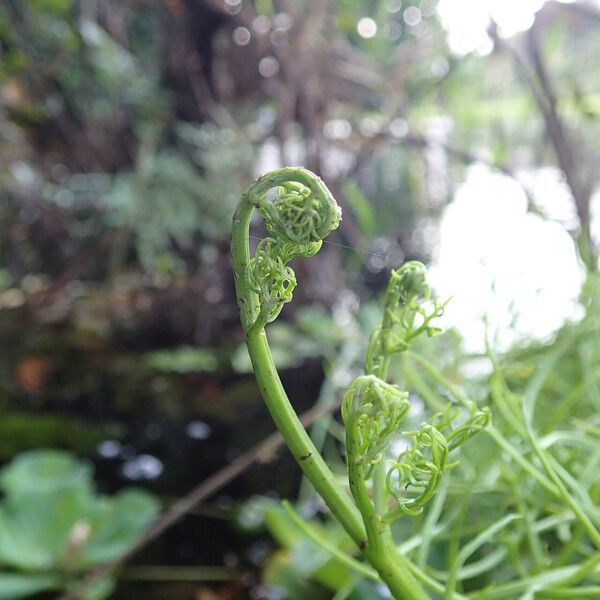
[249,234,391,259]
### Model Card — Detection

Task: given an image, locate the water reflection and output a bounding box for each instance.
[121,454,164,481]
[97,439,121,459]
[186,420,212,440]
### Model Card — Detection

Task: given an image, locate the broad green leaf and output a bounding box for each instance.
[0,451,158,575]
[0,449,92,496]
[0,487,92,570]
[0,573,61,600]
[78,489,159,566]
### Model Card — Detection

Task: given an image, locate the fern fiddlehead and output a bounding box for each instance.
[232,168,491,598]
[342,261,490,586]
[231,168,365,538]
[233,168,340,332]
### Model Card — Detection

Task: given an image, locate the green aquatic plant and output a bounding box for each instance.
[0,449,159,600]
[231,168,489,599]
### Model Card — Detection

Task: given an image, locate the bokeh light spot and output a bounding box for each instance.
[233,26,251,46]
[357,17,378,39]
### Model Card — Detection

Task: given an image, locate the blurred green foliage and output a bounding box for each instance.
[0,0,599,597]
[0,413,107,459]
[144,346,219,373]
[107,123,254,272]
[0,450,159,599]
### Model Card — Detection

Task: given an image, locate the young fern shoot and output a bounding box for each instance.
[231,168,367,546]
[231,168,490,600]
[343,261,491,574]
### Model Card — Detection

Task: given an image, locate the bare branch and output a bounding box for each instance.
[55,396,343,600]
